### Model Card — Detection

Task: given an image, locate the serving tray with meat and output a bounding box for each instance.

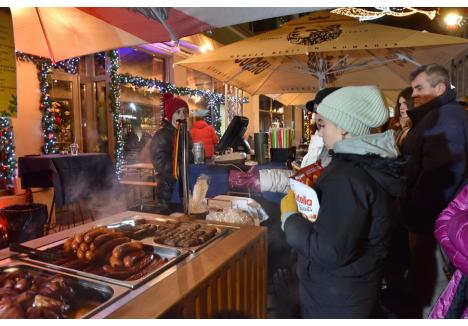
[0,261,127,318]
[16,227,188,289]
[151,221,223,252]
[105,216,231,253]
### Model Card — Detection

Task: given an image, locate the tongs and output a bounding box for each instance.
[9,243,65,261]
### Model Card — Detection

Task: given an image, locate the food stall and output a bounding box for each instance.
[0,211,267,318]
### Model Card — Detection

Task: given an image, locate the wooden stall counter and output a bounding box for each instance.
[0,211,268,319]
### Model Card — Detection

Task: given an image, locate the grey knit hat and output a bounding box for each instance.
[316,86,389,136]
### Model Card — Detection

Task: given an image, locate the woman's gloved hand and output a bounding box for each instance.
[228,166,260,192]
[280,189,298,230]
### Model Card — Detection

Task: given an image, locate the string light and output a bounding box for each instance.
[15,52,80,154]
[444,13,464,29]
[117,73,249,105]
[107,50,124,178]
[15,50,247,176]
[204,98,221,137]
[331,7,437,21]
[116,73,248,139]
[0,99,17,190]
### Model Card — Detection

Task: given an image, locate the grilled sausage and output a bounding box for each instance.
[109,255,124,268]
[123,250,146,268]
[93,232,124,247]
[79,242,89,252]
[74,233,84,243]
[84,250,93,261]
[63,237,74,253]
[71,240,80,251]
[111,242,144,259]
[126,256,166,281]
[83,227,108,243]
[88,237,131,263]
[76,249,85,260]
[102,254,153,279]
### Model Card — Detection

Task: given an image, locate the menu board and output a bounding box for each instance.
[0,8,16,117]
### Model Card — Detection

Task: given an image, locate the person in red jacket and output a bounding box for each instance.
[190,113,219,158]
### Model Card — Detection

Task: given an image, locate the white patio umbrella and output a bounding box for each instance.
[267,90,400,107]
[177,11,468,95]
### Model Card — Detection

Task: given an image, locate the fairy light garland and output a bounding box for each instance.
[116,73,247,138]
[107,50,124,178]
[0,96,17,190]
[203,97,222,137]
[107,57,249,172]
[331,7,437,21]
[15,52,80,154]
[15,50,247,175]
[117,73,249,105]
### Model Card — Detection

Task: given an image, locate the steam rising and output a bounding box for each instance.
[55,162,127,224]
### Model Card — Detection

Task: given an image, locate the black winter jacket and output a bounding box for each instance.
[149,120,193,201]
[284,151,405,318]
[401,89,468,234]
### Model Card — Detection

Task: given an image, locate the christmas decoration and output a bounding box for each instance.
[16,50,246,175]
[16,52,80,154]
[118,73,249,105]
[303,110,313,142]
[204,99,221,137]
[0,115,17,190]
[444,13,466,30]
[109,59,248,159]
[51,100,72,150]
[331,7,437,21]
[107,50,124,178]
[0,94,17,118]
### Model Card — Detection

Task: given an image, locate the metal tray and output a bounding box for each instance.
[16,242,188,289]
[105,215,233,253]
[0,259,128,319]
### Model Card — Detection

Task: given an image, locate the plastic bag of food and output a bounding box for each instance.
[206,207,256,225]
[190,174,210,214]
[289,162,323,222]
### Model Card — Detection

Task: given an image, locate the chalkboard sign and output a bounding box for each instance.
[0,8,16,117]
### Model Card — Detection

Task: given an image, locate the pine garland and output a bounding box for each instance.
[0,97,17,189]
[118,73,249,105]
[15,50,246,176]
[15,52,80,154]
[107,50,124,178]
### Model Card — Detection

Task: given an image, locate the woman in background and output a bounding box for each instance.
[390,87,414,148]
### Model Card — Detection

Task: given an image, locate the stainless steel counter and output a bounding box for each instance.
[0,211,267,318]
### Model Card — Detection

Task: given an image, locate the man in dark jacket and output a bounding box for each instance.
[401,64,468,315]
[150,93,189,213]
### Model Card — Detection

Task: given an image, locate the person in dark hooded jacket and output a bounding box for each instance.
[149,93,190,213]
[281,86,405,318]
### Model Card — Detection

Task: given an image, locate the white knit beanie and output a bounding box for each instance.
[316,86,389,136]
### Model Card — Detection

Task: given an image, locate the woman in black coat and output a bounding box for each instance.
[281,86,405,318]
